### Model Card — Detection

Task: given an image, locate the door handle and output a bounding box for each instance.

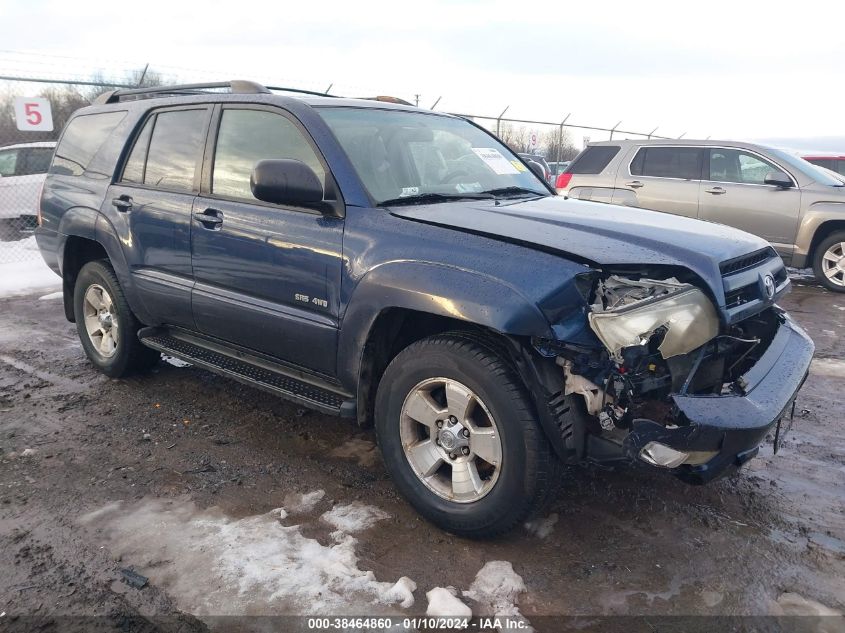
[193,209,224,228]
[705,186,726,195]
[112,195,133,212]
[625,180,644,189]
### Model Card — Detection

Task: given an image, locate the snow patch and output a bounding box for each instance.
[283,489,325,514]
[464,561,533,631]
[381,576,417,609]
[426,586,472,621]
[0,237,60,298]
[79,499,413,616]
[774,592,843,617]
[787,267,815,281]
[812,358,845,379]
[524,513,558,539]
[330,438,379,467]
[37,290,63,301]
[321,502,390,533]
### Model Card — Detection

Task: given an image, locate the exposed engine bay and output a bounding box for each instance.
[557,275,781,448]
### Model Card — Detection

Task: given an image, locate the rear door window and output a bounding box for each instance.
[630,147,703,180]
[567,146,620,174]
[51,111,126,176]
[141,109,208,191]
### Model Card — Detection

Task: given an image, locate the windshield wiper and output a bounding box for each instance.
[480,186,548,198]
[378,192,493,206]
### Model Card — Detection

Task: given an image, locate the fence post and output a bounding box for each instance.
[556,113,571,164]
[496,106,509,137]
[609,120,622,140]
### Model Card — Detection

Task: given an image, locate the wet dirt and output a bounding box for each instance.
[0,282,843,631]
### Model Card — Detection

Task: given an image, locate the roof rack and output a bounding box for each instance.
[94,80,270,104]
[94,79,344,104]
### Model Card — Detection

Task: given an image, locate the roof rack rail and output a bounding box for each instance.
[94,79,271,104]
[264,85,340,98]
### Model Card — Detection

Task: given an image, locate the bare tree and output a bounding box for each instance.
[541,128,578,163]
[497,123,531,154]
[1,68,165,146]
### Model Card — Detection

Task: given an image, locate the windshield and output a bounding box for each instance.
[766,148,845,187]
[317,107,549,204]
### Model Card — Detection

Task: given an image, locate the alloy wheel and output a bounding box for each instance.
[83,284,119,357]
[399,377,503,503]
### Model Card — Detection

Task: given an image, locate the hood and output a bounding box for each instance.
[389,196,771,307]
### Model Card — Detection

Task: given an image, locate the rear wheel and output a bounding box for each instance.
[813,231,845,292]
[73,260,159,377]
[375,333,559,537]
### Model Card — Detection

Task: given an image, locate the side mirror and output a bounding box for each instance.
[525,159,545,180]
[250,159,324,206]
[764,171,793,188]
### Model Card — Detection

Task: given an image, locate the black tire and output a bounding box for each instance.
[73,260,159,377]
[812,231,845,292]
[374,333,560,538]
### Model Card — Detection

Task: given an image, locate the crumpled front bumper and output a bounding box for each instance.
[623,312,814,484]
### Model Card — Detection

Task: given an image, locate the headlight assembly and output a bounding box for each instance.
[588,276,719,362]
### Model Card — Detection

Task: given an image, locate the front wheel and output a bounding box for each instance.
[813,232,845,292]
[374,333,559,537]
[74,260,159,377]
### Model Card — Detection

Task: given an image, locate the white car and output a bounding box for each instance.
[0,142,56,241]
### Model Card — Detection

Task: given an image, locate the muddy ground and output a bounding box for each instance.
[0,279,843,632]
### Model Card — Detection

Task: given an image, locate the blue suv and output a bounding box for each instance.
[36,81,813,537]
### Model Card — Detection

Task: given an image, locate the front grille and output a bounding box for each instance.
[719,249,787,320]
[719,247,777,276]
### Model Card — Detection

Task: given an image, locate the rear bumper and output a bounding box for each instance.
[623,312,814,484]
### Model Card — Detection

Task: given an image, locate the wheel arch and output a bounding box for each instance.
[340,261,554,429]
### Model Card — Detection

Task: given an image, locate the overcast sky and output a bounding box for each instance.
[2,0,844,149]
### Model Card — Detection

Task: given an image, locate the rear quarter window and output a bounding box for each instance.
[630,146,702,180]
[51,111,126,177]
[567,146,620,174]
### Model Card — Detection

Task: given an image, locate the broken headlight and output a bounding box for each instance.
[588,276,719,362]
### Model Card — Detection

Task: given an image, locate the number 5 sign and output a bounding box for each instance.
[14,97,53,132]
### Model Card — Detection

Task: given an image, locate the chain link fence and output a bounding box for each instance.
[0,69,679,263]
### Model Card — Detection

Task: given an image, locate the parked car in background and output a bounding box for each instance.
[548,160,571,177]
[0,141,56,241]
[36,81,812,537]
[803,154,845,176]
[559,140,845,292]
[518,153,551,183]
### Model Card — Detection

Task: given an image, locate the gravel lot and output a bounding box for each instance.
[0,278,843,632]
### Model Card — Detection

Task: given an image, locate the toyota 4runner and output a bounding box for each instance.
[36,81,814,537]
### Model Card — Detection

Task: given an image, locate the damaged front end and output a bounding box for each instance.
[536,273,814,484]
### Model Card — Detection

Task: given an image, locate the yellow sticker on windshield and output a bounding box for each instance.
[511,160,528,172]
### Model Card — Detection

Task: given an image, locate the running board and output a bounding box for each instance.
[138,327,356,417]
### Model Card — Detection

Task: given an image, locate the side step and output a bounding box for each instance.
[138,328,356,417]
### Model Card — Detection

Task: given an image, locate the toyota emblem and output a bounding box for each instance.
[763,274,776,299]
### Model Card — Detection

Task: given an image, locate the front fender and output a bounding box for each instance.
[794,202,845,267]
[336,261,552,387]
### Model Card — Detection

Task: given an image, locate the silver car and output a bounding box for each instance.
[0,141,56,241]
[558,139,845,292]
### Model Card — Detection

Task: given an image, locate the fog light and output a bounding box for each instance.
[639,442,689,468]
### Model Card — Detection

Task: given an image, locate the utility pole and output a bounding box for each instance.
[414,94,420,106]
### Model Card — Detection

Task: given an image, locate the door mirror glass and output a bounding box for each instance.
[250,159,324,206]
[764,171,793,188]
